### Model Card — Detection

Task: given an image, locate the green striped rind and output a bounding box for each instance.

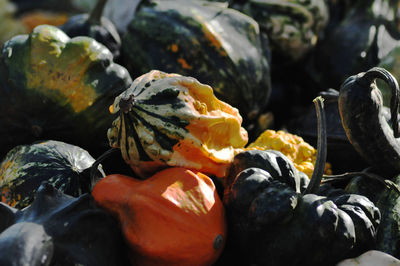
[122,0,271,122]
[0,25,132,158]
[108,73,194,165]
[0,140,96,209]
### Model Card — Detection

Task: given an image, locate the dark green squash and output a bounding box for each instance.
[0,24,132,159]
[224,97,381,266]
[230,0,329,63]
[60,0,121,58]
[0,140,104,209]
[308,0,400,90]
[121,0,271,132]
[0,181,129,266]
[346,172,400,259]
[338,67,400,175]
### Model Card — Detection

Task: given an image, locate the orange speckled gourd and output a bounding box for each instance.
[92,167,226,266]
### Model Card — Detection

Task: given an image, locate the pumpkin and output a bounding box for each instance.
[121,0,271,132]
[338,67,400,175]
[0,181,129,266]
[92,167,226,266]
[224,97,381,265]
[231,0,329,63]
[0,24,132,159]
[107,70,248,178]
[0,140,104,209]
[60,0,121,58]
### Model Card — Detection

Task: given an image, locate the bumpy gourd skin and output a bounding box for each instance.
[107,70,248,178]
[247,129,332,178]
[0,24,132,158]
[225,149,381,266]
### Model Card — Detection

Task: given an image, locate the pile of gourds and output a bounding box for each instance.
[2,0,400,265]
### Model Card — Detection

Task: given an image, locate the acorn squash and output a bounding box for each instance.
[0,24,132,158]
[224,97,381,265]
[121,0,271,130]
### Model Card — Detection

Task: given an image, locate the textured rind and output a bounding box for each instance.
[226,159,381,266]
[0,140,99,209]
[108,70,248,178]
[0,24,132,158]
[122,0,271,122]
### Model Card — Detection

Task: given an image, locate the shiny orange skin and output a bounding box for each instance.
[92,167,226,266]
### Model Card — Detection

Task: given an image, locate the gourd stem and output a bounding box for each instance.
[322,172,400,195]
[88,0,108,24]
[303,96,327,195]
[89,147,120,182]
[357,67,400,138]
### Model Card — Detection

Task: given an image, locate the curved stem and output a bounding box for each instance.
[303,96,327,195]
[89,147,120,180]
[357,67,400,138]
[322,172,400,195]
[88,0,108,24]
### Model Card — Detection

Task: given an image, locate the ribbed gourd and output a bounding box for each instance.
[107,70,248,178]
[121,0,271,131]
[0,24,132,158]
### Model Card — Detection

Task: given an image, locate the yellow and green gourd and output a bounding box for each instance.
[0,24,132,158]
[107,70,248,179]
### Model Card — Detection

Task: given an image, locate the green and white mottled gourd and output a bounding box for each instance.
[0,140,103,209]
[107,70,248,179]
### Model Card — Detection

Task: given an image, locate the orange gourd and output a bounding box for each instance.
[92,167,226,266]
